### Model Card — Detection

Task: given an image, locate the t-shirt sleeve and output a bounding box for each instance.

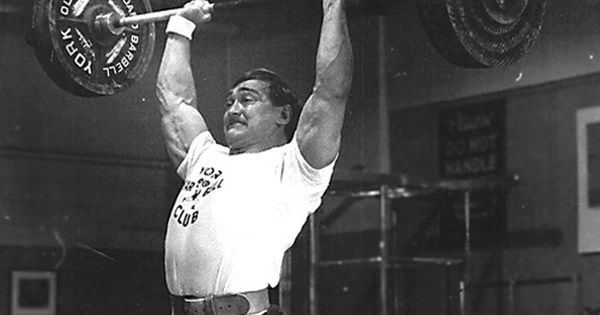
[176,131,216,179]
[283,137,337,209]
[278,136,338,249]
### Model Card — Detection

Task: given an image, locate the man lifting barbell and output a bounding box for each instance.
[155,0,353,314]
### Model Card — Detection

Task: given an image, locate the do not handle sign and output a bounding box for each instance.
[438,100,506,179]
[437,100,507,250]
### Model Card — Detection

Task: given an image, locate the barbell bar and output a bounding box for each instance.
[97,0,270,37]
[28,0,547,97]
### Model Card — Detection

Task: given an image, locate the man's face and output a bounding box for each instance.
[223,79,285,151]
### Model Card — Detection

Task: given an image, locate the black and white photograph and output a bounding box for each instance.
[1,0,599,314]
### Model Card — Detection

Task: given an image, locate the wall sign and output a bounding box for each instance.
[577,106,600,254]
[11,271,56,315]
[438,100,506,178]
[437,100,507,250]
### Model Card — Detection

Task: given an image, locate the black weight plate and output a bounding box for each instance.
[417,0,547,68]
[29,0,155,96]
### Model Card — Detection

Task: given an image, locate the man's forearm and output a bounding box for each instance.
[156,35,197,115]
[156,33,208,167]
[314,0,353,101]
[155,2,212,167]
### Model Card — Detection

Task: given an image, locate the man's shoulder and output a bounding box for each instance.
[262,141,296,158]
[186,133,229,162]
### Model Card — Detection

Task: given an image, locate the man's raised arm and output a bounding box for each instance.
[295,0,353,169]
[156,0,212,168]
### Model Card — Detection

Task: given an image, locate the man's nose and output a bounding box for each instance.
[227,100,243,114]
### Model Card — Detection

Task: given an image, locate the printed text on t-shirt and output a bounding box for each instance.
[173,166,224,227]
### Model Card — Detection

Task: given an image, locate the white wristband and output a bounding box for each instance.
[165,16,196,40]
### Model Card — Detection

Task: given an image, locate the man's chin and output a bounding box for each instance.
[224,130,244,145]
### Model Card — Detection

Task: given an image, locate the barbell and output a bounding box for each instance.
[27,0,547,97]
[27,0,277,97]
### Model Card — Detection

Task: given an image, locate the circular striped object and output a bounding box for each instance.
[418,0,547,68]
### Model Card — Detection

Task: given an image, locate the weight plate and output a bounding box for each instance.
[417,0,547,68]
[29,0,155,96]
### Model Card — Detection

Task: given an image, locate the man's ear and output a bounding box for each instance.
[277,104,292,126]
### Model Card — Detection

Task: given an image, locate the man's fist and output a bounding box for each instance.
[177,0,212,25]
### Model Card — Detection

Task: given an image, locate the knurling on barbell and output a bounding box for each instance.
[98,0,273,35]
[27,0,277,97]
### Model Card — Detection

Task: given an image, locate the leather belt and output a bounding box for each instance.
[170,289,270,315]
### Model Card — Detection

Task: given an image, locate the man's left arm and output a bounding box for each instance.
[294,0,353,169]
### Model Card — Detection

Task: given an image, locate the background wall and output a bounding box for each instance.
[386,0,600,108]
[388,78,587,314]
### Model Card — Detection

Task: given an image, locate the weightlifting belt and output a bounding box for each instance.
[170,289,270,315]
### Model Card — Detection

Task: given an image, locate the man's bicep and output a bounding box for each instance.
[295,94,345,169]
[161,105,208,167]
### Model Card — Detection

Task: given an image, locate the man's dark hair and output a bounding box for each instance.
[232,68,300,141]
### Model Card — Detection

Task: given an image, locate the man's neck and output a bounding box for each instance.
[229,136,288,155]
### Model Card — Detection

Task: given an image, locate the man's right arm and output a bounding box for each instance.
[156,1,212,168]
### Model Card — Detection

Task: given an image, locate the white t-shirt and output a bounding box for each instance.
[165,131,335,297]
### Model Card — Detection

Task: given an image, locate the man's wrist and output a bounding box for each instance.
[166,16,197,40]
